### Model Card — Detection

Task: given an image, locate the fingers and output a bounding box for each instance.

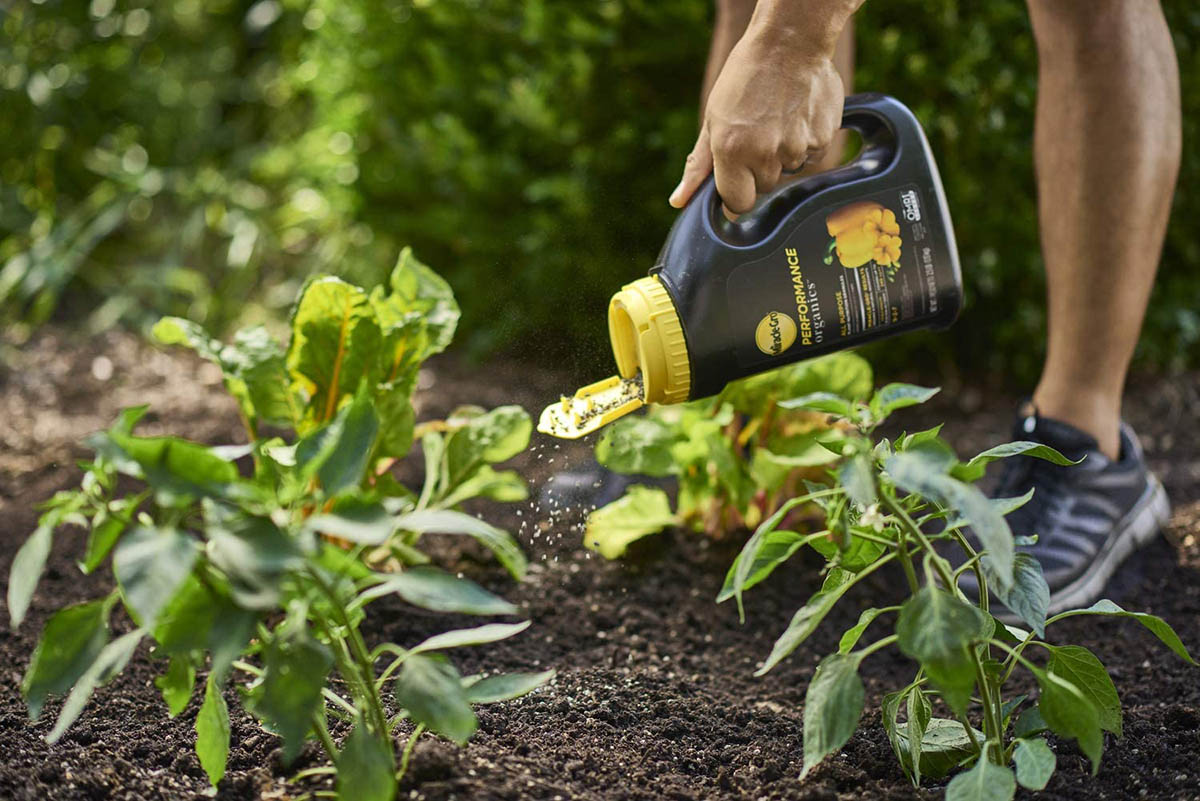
[713,155,758,215]
[668,126,714,209]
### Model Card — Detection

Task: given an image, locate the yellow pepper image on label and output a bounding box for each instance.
[754,310,797,356]
[824,201,903,274]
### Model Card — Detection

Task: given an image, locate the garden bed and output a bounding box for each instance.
[2,330,1198,801]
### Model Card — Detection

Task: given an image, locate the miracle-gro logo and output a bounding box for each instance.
[755,311,797,356]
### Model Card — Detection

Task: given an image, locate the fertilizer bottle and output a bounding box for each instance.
[540,94,962,438]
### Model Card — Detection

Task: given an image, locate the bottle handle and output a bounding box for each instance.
[704,93,920,246]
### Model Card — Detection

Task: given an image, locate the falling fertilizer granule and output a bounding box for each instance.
[537,373,644,439]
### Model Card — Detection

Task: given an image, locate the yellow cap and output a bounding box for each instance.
[608,276,691,404]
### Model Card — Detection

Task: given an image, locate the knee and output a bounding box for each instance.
[1027,0,1160,59]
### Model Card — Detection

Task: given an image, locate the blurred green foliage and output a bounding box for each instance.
[2,0,1197,379]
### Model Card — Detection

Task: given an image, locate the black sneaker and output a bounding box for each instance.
[958,402,1170,617]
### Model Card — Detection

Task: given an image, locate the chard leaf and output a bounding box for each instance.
[888,452,1014,592]
[393,654,476,744]
[756,568,856,675]
[295,388,379,496]
[196,674,230,787]
[409,621,531,654]
[584,485,677,560]
[112,527,198,628]
[896,587,990,713]
[439,465,528,507]
[155,654,196,717]
[1047,645,1122,736]
[8,521,53,629]
[357,566,517,616]
[443,405,532,490]
[337,717,396,801]
[464,670,555,704]
[286,275,382,430]
[595,415,680,477]
[372,373,417,460]
[944,755,1016,801]
[394,508,526,580]
[778,391,854,418]
[46,628,145,744]
[722,352,873,416]
[246,624,332,764]
[383,246,460,358]
[1047,600,1196,665]
[1013,737,1056,791]
[22,598,112,720]
[800,653,865,779]
[869,384,940,420]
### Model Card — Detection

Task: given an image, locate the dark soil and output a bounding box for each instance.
[2,329,1198,801]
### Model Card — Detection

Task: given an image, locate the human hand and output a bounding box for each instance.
[669,30,846,215]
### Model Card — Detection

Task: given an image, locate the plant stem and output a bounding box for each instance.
[396,723,427,782]
[950,531,989,614]
[312,711,339,761]
[855,634,898,659]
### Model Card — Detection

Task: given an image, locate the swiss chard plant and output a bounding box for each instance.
[7,248,550,801]
[722,384,1196,799]
[584,352,872,558]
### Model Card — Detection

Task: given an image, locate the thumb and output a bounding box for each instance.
[669,125,713,208]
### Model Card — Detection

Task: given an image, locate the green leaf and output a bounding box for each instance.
[443,405,532,489]
[196,674,231,787]
[888,452,1015,592]
[222,326,294,428]
[722,352,873,416]
[756,568,856,675]
[439,465,528,507]
[895,717,981,780]
[987,552,1049,637]
[410,621,531,655]
[1036,668,1103,773]
[92,432,240,505]
[777,391,854,418]
[295,388,380,496]
[307,499,394,545]
[584,485,677,560]
[373,374,417,460]
[810,530,887,573]
[990,488,1035,518]
[869,384,940,420]
[152,316,223,361]
[1013,707,1049,738]
[800,653,865,779]
[206,507,302,610]
[944,755,1016,801]
[839,454,876,509]
[1047,600,1197,665]
[357,566,517,616]
[337,717,396,801]
[717,530,805,604]
[838,607,887,654]
[464,670,555,704]
[896,587,991,713]
[81,511,128,574]
[286,275,383,431]
[155,655,196,717]
[383,246,460,357]
[906,688,932,785]
[1047,645,1122,736]
[22,599,112,720]
[953,441,1077,483]
[247,625,332,764]
[8,523,53,629]
[393,654,477,745]
[394,508,527,580]
[46,628,144,743]
[595,415,680,477]
[112,527,198,628]
[1013,737,1056,791]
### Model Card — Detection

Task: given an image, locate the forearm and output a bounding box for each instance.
[743,0,863,59]
[702,0,757,113]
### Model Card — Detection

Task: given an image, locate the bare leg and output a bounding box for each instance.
[1027,0,1180,458]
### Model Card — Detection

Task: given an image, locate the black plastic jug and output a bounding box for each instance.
[541,93,962,439]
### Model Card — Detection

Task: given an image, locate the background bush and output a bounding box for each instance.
[2,0,1197,381]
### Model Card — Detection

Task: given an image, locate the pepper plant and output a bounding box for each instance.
[722,383,1196,799]
[7,249,550,801]
[584,352,872,558]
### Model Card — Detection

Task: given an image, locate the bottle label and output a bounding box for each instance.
[726,184,941,369]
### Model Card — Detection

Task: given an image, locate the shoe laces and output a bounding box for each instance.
[995,453,1070,538]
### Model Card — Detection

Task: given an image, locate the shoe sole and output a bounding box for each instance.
[1041,476,1171,617]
